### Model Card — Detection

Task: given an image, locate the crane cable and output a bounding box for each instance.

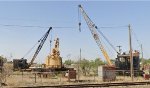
[131,29,141,47]
[22,29,50,59]
[98,32,116,60]
[22,41,40,59]
[96,27,119,54]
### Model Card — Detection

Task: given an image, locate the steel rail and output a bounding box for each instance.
[14,81,150,88]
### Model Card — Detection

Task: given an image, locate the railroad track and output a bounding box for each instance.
[16,81,150,88]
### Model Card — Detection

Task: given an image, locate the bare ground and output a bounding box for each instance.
[1,72,150,87]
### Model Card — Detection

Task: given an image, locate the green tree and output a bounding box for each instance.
[110,59,115,64]
[79,58,105,76]
[143,58,150,65]
[64,59,74,65]
[80,59,90,76]
[64,58,106,76]
[90,58,105,74]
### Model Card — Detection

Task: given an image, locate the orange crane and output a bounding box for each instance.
[78,5,113,66]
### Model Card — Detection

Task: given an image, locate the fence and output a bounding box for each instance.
[0,69,149,87]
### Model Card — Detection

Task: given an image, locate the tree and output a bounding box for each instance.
[0,56,8,86]
[64,59,74,65]
[90,58,105,74]
[64,58,106,76]
[80,58,105,76]
[143,58,150,65]
[80,59,90,76]
[0,56,7,63]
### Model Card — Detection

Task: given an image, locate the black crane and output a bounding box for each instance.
[13,27,52,70]
[28,27,52,67]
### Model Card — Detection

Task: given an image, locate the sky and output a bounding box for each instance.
[0,1,150,63]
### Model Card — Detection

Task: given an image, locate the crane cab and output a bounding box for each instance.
[13,59,28,71]
[115,50,142,76]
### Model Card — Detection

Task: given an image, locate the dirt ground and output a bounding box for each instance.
[0,71,149,87]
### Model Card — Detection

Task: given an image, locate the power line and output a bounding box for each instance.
[99,25,128,29]
[0,24,48,28]
[0,24,76,29]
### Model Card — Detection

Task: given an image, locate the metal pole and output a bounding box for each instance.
[80,48,81,67]
[35,73,37,83]
[141,44,144,69]
[129,24,134,81]
[78,48,81,81]
[50,40,52,54]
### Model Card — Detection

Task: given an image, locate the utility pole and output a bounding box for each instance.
[80,48,81,67]
[141,44,144,69]
[117,46,122,54]
[78,48,81,81]
[129,24,134,81]
[50,40,52,54]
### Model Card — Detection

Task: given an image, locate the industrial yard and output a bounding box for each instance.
[1,71,150,87]
[1,1,150,88]
[1,68,150,87]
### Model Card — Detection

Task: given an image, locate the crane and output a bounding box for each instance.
[78,5,113,66]
[28,27,52,67]
[13,27,52,70]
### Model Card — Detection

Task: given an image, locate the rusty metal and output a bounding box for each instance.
[68,70,76,81]
[98,66,116,82]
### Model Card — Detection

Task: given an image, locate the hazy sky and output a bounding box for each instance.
[0,1,150,63]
